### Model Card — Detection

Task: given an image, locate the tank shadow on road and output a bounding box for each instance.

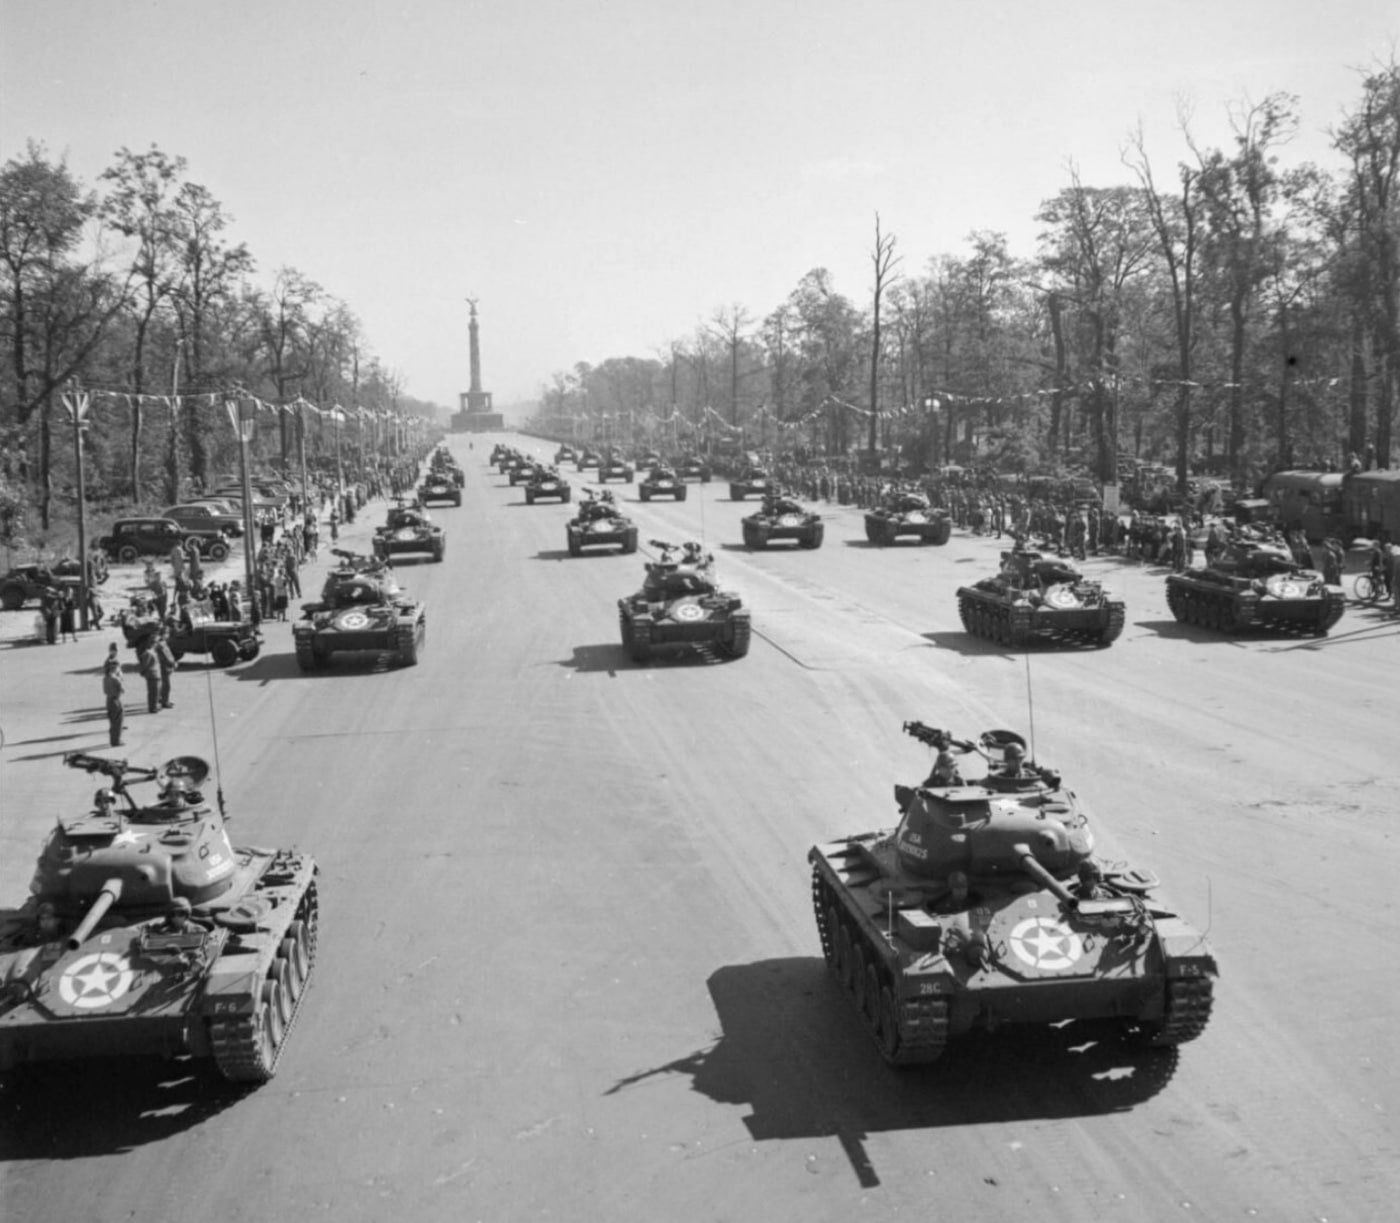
[559,642,734,672]
[0,1058,243,1159]
[920,630,1012,657]
[230,650,402,682]
[606,957,1179,1189]
[531,549,577,562]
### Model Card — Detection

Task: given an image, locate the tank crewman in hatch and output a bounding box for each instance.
[922,730,979,787]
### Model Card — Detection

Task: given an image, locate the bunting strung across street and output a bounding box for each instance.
[581,366,1355,434]
[53,387,419,435]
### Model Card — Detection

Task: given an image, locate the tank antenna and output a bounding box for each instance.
[205,670,227,820]
[1023,650,1037,761]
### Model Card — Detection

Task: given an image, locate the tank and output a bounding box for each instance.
[565,491,638,556]
[575,449,602,470]
[864,490,952,545]
[554,444,577,464]
[728,467,771,501]
[507,458,536,486]
[741,488,823,549]
[417,475,461,507]
[617,540,750,662]
[292,550,426,669]
[372,503,446,563]
[0,753,318,1083]
[809,722,1217,1065]
[596,455,634,484]
[524,466,572,504]
[957,544,1125,647]
[638,465,687,502]
[1165,537,1345,635]
[674,455,712,483]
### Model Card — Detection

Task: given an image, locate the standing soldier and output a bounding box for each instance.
[137,635,161,714]
[155,626,177,709]
[103,645,125,747]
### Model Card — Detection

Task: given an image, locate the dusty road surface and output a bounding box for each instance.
[1,434,1396,1223]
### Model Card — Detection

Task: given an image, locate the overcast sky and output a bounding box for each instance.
[2,0,1396,409]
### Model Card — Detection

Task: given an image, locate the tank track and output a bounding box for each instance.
[629,615,652,664]
[395,620,421,666]
[957,594,1032,648]
[1097,599,1126,645]
[799,525,823,550]
[209,880,320,1083]
[294,635,321,672]
[811,869,948,1065]
[722,615,751,659]
[1151,975,1214,1046]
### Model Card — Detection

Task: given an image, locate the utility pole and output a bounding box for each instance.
[225,395,258,619]
[62,382,92,631]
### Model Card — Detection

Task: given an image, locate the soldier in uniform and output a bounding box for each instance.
[922,730,978,787]
[137,635,161,714]
[103,646,125,746]
[155,627,177,709]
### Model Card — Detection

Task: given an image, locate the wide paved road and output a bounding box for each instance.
[2,433,1396,1222]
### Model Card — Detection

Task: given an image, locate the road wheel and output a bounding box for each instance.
[835,923,854,988]
[210,638,240,667]
[118,545,139,564]
[207,541,229,562]
[238,640,261,661]
[851,944,869,1014]
[864,962,882,1022]
[877,985,901,1060]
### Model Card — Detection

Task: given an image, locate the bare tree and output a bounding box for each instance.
[867,212,901,452]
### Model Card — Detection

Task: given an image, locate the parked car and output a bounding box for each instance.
[0,558,108,610]
[209,484,280,511]
[96,517,230,564]
[161,503,245,536]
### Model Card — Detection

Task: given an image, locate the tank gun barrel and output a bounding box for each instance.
[1013,845,1077,906]
[67,878,124,950]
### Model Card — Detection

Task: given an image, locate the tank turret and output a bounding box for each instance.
[888,724,1091,891]
[27,754,240,931]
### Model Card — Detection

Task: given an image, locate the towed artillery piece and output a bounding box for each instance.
[957,544,1125,647]
[293,549,426,670]
[566,491,638,555]
[809,722,1217,1065]
[373,503,445,563]
[1165,537,1344,636]
[741,488,822,549]
[0,753,318,1083]
[617,539,750,662]
[864,489,952,545]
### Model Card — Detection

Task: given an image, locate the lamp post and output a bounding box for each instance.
[61,382,92,630]
[225,395,258,618]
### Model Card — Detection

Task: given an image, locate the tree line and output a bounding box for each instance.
[536,61,1399,491]
[0,142,442,543]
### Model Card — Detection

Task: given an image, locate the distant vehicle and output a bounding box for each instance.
[1259,471,1347,542]
[161,503,244,536]
[208,484,280,512]
[1341,469,1400,541]
[96,518,230,565]
[0,559,107,611]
